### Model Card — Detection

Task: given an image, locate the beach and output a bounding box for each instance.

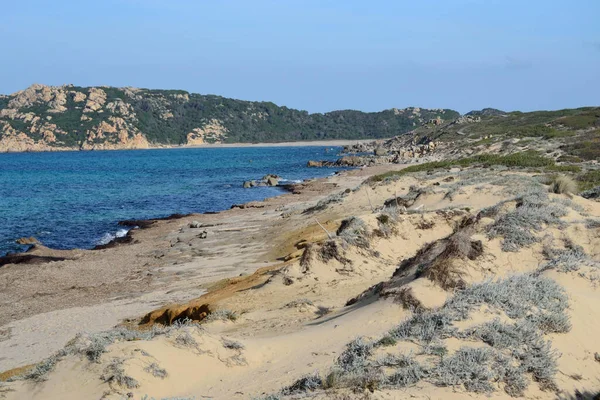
[1,158,599,399]
[182,139,378,148]
[0,163,404,372]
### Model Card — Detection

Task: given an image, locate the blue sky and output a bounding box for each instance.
[2,0,599,113]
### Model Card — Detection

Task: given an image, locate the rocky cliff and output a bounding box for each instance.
[0,84,459,152]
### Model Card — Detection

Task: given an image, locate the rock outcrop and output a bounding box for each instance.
[242,174,281,188]
[0,83,460,152]
[315,135,443,168]
[80,117,149,150]
[186,119,228,145]
[307,156,373,168]
[15,237,40,245]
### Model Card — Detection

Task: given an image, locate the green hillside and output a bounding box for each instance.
[0,84,459,150]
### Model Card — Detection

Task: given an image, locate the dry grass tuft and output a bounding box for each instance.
[144,362,168,379]
[204,309,238,322]
[393,287,425,312]
[423,259,467,290]
[319,240,352,265]
[415,218,436,230]
[336,217,371,249]
[101,358,139,389]
[375,207,400,237]
[299,244,315,271]
[417,223,481,290]
[550,175,578,195]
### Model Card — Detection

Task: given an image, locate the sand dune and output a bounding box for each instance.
[1,165,600,399]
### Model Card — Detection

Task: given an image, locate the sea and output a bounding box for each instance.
[0,146,343,256]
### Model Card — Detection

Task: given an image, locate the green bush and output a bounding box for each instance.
[556,110,600,129]
[577,170,600,191]
[368,151,562,183]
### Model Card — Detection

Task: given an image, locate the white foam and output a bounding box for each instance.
[115,228,128,238]
[97,228,129,246]
[279,178,302,184]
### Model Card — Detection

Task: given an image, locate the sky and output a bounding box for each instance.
[2,0,599,114]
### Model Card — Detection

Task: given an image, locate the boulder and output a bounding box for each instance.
[262,174,280,180]
[243,180,256,188]
[262,174,280,186]
[16,237,40,245]
[374,146,387,156]
[189,221,202,228]
[307,160,325,167]
[337,156,366,166]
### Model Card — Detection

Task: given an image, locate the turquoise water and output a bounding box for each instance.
[0,147,342,256]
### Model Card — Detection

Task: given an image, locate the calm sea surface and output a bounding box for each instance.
[0,146,342,256]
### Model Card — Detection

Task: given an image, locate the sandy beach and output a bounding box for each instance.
[1,158,599,399]
[182,139,379,149]
[1,1,597,397]
[0,163,402,372]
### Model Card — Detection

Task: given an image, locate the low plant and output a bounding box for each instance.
[204,309,238,322]
[390,311,456,344]
[144,362,168,379]
[367,151,572,183]
[20,353,64,382]
[392,287,424,312]
[101,358,139,389]
[550,175,578,195]
[283,298,314,308]
[540,243,593,273]
[581,185,600,199]
[281,373,323,395]
[302,192,347,214]
[174,331,198,348]
[487,189,569,251]
[264,272,570,398]
[318,240,351,264]
[336,337,373,372]
[433,347,497,393]
[375,207,400,237]
[336,217,370,249]
[15,325,175,382]
[577,170,600,191]
[141,397,196,400]
[375,334,398,347]
[382,354,426,387]
[421,259,466,290]
[222,338,245,350]
[586,218,600,229]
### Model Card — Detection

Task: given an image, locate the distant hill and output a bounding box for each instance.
[0,84,459,152]
[465,108,507,117]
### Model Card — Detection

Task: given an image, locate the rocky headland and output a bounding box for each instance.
[0,84,459,152]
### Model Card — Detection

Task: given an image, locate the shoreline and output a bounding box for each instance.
[0,173,340,261]
[2,160,599,398]
[182,138,377,148]
[0,162,406,372]
[0,138,380,155]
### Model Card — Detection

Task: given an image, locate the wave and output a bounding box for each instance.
[278,178,303,184]
[96,228,129,246]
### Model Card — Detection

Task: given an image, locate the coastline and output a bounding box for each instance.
[182,138,377,149]
[0,138,380,154]
[0,171,342,260]
[2,158,599,399]
[0,162,406,372]
[0,144,353,259]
